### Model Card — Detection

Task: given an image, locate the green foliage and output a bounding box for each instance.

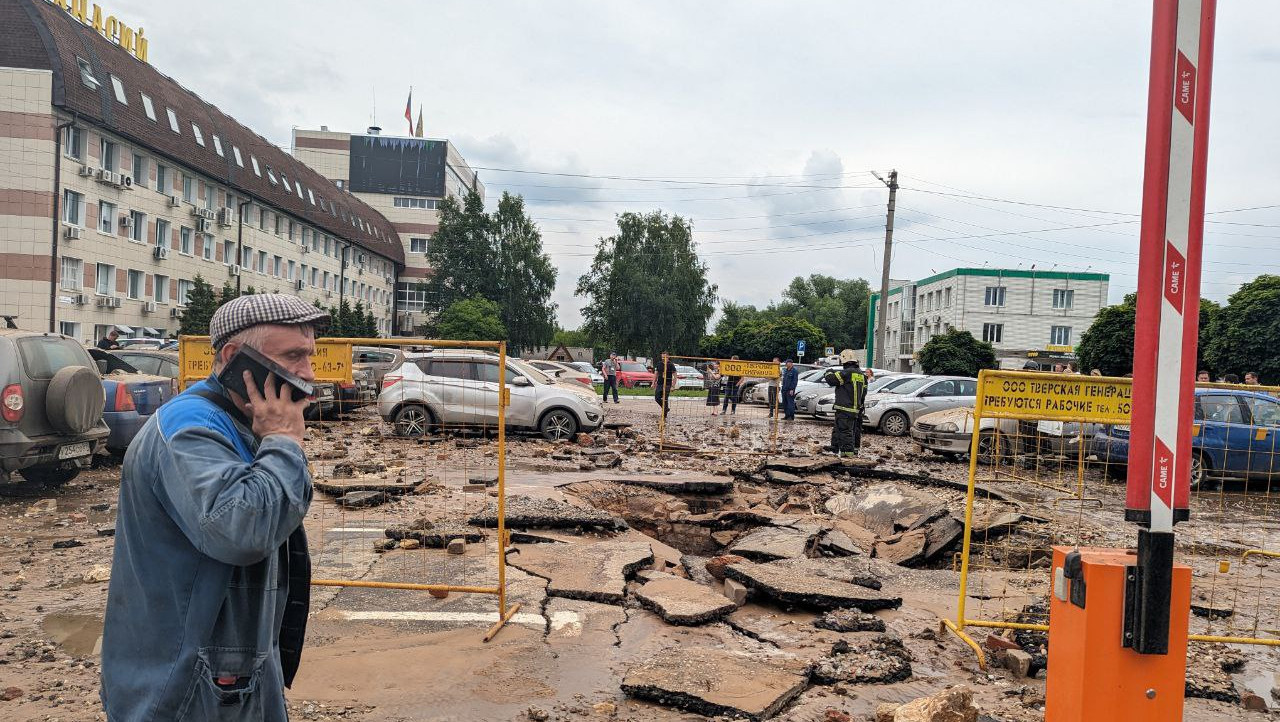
[1077,293,1218,377]
[771,275,871,350]
[551,327,593,349]
[1204,275,1280,382]
[423,191,557,352]
[917,329,996,377]
[177,275,219,336]
[714,301,763,336]
[315,299,374,339]
[436,296,508,341]
[700,317,826,360]
[576,210,717,357]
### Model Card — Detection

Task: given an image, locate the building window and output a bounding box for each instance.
[99,200,117,234]
[323,236,332,256]
[131,153,146,188]
[96,263,116,295]
[223,240,234,265]
[155,218,170,247]
[307,188,316,205]
[287,259,295,280]
[409,237,429,254]
[274,215,283,236]
[62,189,84,226]
[296,182,304,201]
[944,287,952,307]
[154,274,169,303]
[982,323,1004,344]
[60,257,82,291]
[266,167,278,185]
[1050,326,1072,346]
[76,57,99,89]
[191,123,205,146]
[393,197,437,209]
[140,93,156,121]
[397,282,427,312]
[127,270,144,300]
[182,174,194,202]
[257,250,267,273]
[156,164,169,193]
[99,138,117,171]
[212,135,223,156]
[109,74,127,104]
[166,108,180,134]
[178,279,193,306]
[62,125,84,160]
[241,245,253,268]
[232,146,243,167]
[202,235,213,260]
[129,210,145,242]
[311,268,318,286]
[258,208,267,230]
[250,155,261,176]
[984,286,1006,307]
[180,226,193,255]
[59,321,80,340]
[273,256,282,277]
[322,271,330,290]
[281,175,291,193]
[1052,289,1075,309]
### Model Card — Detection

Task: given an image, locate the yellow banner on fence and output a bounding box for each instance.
[719,360,780,379]
[178,335,354,390]
[977,370,1132,425]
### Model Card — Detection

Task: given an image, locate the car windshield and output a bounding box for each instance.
[621,362,647,372]
[510,358,553,384]
[885,377,933,395]
[570,362,594,373]
[800,369,826,381]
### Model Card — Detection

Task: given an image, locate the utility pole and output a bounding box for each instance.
[871,170,898,370]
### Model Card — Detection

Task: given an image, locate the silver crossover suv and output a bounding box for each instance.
[862,375,978,436]
[377,350,604,440]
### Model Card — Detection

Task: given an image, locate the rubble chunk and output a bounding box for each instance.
[891,684,978,722]
[336,490,385,508]
[470,495,626,531]
[813,608,886,633]
[722,560,902,611]
[621,647,809,720]
[811,634,912,685]
[385,519,486,548]
[635,574,737,625]
[729,526,814,561]
[506,540,653,604]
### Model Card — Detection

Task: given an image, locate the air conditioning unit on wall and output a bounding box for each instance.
[63,226,83,240]
[153,245,170,260]
[142,301,157,314]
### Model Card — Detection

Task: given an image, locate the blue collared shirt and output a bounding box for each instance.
[101,375,312,721]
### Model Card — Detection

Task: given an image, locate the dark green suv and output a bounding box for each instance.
[0,329,110,485]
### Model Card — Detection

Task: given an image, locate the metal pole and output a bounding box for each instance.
[235,200,251,296]
[872,170,898,370]
[496,341,508,619]
[49,119,74,333]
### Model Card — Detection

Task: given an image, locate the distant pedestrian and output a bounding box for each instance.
[1197,370,1211,383]
[767,357,781,415]
[97,327,121,350]
[653,351,678,417]
[823,350,867,457]
[1053,363,1066,373]
[722,355,744,415]
[704,362,721,414]
[1224,373,1240,384]
[1245,371,1261,386]
[780,359,800,421]
[600,352,620,403]
[1091,369,1103,377]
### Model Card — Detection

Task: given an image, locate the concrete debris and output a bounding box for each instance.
[729,526,814,561]
[312,476,419,497]
[398,539,421,550]
[763,469,808,485]
[764,457,841,474]
[470,495,627,531]
[468,472,499,487]
[52,539,83,549]
[25,499,57,517]
[816,529,863,557]
[332,461,386,477]
[811,634,913,685]
[446,538,466,555]
[81,564,111,583]
[890,684,979,722]
[634,574,737,624]
[610,474,735,495]
[621,647,809,720]
[723,560,902,611]
[679,555,717,586]
[335,490,386,508]
[722,578,749,607]
[385,518,486,548]
[704,554,746,580]
[507,540,653,604]
[813,608,886,633]
[1002,649,1032,678]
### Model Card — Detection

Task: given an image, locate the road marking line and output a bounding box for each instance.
[325,527,387,533]
[335,610,580,629]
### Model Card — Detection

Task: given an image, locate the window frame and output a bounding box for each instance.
[140,93,156,121]
[166,107,180,134]
[109,74,127,104]
[60,256,83,292]
[981,322,1004,344]
[1050,325,1072,346]
[153,274,169,304]
[126,269,144,300]
[98,200,117,234]
[155,218,171,248]
[984,286,1006,308]
[62,189,84,226]
[128,210,146,242]
[95,262,116,296]
[1052,288,1075,310]
[191,123,205,146]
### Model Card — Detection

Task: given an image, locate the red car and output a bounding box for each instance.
[617,361,655,388]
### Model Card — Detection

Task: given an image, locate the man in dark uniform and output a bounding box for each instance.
[652,351,679,417]
[823,349,867,457]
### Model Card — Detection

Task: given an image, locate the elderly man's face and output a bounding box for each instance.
[220,325,317,383]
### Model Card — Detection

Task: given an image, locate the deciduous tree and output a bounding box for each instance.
[1204,275,1280,382]
[917,329,996,377]
[437,297,507,341]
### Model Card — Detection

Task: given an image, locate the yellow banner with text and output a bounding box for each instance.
[177,336,353,390]
[977,370,1132,424]
[719,360,780,379]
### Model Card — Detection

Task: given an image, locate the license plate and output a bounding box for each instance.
[57,442,92,460]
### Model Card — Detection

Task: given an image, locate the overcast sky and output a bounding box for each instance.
[114,0,1279,329]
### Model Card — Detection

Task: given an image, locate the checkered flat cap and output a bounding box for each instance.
[209,293,330,348]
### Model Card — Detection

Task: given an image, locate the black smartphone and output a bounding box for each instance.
[217,344,314,402]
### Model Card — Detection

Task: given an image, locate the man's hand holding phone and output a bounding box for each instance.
[242,371,307,444]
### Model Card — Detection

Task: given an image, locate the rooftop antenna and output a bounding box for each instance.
[371,87,377,127]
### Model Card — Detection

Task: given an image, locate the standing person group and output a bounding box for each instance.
[824,349,867,458]
[600,352,620,403]
[721,355,744,415]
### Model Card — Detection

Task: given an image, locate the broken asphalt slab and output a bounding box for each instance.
[506,539,653,604]
[763,457,841,474]
[384,519,486,547]
[729,526,815,561]
[634,574,737,625]
[723,560,902,612]
[313,476,421,496]
[621,647,810,720]
[605,474,735,495]
[469,494,627,531]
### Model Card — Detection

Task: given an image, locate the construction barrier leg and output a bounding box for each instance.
[1045,547,1191,722]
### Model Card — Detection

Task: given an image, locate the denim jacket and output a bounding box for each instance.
[101,375,312,721]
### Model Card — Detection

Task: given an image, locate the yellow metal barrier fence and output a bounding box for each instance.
[656,355,781,456]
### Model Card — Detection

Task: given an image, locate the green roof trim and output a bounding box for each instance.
[870,268,1109,303]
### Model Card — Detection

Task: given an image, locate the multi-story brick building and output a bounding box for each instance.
[292,127,482,334]
[868,267,1111,372]
[0,0,403,343]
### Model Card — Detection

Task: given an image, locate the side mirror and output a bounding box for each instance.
[511,376,532,387]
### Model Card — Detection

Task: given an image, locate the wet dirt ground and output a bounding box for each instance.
[0,395,1275,721]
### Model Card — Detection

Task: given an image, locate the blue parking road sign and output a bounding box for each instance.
[797,340,806,355]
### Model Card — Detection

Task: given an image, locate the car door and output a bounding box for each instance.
[913,379,963,420]
[424,359,477,426]
[476,361,536,428]
[1242,394,1280,482]
[1194,393,1251,477]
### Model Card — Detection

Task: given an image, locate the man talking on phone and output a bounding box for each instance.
[102,294,327,721]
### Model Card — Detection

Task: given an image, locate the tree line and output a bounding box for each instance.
[177,276,380,338]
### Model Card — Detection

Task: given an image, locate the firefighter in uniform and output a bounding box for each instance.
[823,349,867,457]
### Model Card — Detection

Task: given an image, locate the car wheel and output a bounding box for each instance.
[393,404,432,437]
[17,464,80,486]
[880,410,910,437]
[975,431,1003,466]
[539,409,578,441]
[1190,452,1216,491]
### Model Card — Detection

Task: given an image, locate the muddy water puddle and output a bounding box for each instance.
[42,613,104,657]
